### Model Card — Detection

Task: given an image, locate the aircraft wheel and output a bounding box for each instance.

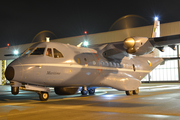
[39,92,49,101]
[81,90,88,95]
[125,90,133,95]
[133,88,139,95]
[88,88,95,95]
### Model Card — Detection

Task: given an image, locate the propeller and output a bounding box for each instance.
[32,30,57,43]
[109,15,150,55]
[4,30,57,57]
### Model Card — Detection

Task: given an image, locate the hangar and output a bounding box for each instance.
[1,20,180,85]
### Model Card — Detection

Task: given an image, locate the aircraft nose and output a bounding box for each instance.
[5,66,15,80]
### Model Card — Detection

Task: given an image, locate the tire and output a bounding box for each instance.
[81,90,88,95]
[88,89,95,95]
[133,88,139,95]
[125,90,133,95]
[39,92,49,101]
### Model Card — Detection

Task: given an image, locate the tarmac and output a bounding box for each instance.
[0,83,180,120]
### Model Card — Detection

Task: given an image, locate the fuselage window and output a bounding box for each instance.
[113,62,116,67]
[105,61,109,66]
[77,58,81,64]
[21,48,34,56]
[46,48,52,57]
[101,61,104,66]
[109,62,113,67]
[53,48,64,58]
[31,48,45,55]
[117,63,120,67]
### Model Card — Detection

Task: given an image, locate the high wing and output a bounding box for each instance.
[89,41,128,60]
[89,18,180,60]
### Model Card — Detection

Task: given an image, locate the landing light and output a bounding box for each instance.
[14,50,19,55]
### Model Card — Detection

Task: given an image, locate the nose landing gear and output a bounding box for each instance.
[38,92,49,101]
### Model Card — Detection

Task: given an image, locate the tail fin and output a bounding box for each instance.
[152,17,160,38]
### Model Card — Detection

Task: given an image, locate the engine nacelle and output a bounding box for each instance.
[124,37,154,55]
[54,87,79,95]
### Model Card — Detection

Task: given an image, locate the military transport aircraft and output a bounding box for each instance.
[5,17,180,101]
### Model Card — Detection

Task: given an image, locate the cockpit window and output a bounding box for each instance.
[21,48,34,56]
[31,48,45,55]
[53,48,64,58]
[46,48,52,57]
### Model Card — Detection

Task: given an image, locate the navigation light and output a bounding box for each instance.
[155,17,158,21]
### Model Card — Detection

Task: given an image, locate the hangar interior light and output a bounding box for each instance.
[83,41,89,47]
[14,50,19,55]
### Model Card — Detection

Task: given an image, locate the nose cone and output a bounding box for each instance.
[5,66,14,80]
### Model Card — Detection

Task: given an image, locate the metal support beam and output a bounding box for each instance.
[1,60,6,85]
[177,46,180,82]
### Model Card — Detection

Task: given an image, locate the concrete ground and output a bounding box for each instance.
[0,83,180,120]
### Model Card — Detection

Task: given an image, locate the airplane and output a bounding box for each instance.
[5,17,180,101]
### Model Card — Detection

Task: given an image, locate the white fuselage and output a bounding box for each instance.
[6,42,163,91]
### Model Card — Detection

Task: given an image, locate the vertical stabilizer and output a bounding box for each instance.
[152,17,160,38]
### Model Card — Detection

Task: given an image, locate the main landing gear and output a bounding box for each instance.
[81,87,95,95]
[125,88,139,95]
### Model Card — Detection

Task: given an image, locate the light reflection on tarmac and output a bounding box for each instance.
[0,83,180,120]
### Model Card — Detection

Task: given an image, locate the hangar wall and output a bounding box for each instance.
[1,21,180,60]
[53,21,180,45]
[1,21,180,85]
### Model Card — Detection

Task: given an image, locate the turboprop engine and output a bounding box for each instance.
[123,37,154,56]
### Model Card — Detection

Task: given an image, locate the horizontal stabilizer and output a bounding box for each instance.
[163,57,180,61]
[160,57,180,65]
[150,34,180,47]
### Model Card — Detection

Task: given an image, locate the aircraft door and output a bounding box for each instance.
[74,53,99,85]
[84,53,99,79]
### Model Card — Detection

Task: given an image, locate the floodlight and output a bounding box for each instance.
[83,41,89,47]
[14,50,19,55]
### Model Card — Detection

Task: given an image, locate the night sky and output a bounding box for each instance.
[1,0,180,47]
